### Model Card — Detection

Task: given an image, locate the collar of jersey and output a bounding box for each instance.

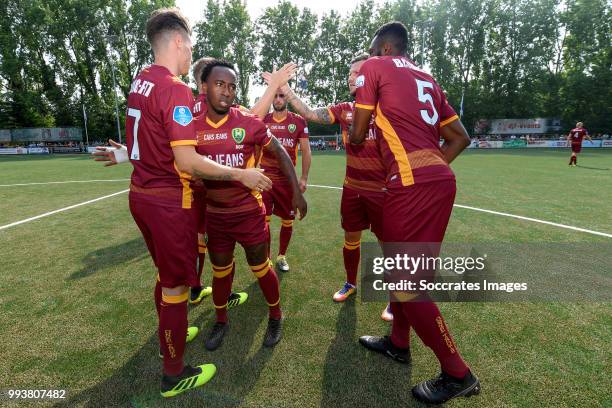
[206,114,229,129]
[272,113,287,123]
[150,64,174,77]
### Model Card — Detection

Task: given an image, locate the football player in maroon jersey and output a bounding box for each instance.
[567,122,592,166]
[351,21,479,404]
[124,8,272,397]
[260,93,311,273]
[268,54,394,321]
[195,60,307,351]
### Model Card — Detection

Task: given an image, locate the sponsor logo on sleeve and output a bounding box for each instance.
[355,75,365,88]
[232,127,246,144]
[303,127,309,134]
[173,106,193,126]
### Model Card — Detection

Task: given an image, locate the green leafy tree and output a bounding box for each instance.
[480,0,560,119]
[308,11,352,105]
[560,0,611,132]
[340,1,378,57]
[194,0,256,105]
[256,1,317,95]
[425,0,491,127]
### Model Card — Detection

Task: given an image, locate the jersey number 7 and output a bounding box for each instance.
[127,108,141,160]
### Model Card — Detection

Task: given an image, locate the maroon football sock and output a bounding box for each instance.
[389,301,411,348]
[154,278,162,318]
[251,260,282,319]
[400,300,469,378]
[159,292,188,376]
[198,242,206,286]
[212,262,235,323]
[265,216,271,259]
[278,220,293,256]
[343,239,360,286]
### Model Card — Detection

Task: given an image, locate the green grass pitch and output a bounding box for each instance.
[0,149,611,407]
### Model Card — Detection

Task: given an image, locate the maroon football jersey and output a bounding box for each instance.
[570,128,588,144]
[126,64,197,209]
[191,93,208,193]
[261,112,308,182]
[328,102,385,192]
[195,107,272,214]
[193,93,207,118]
[355,56,458,188]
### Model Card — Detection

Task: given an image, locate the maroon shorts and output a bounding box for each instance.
[129,195,199,288]
[571,143,581,153]
[262,180,295,220]
[340,186,384,240]
[206,206,268,253]
[382,179,456,243]
[193,189,207,235]
[382,180,456,300]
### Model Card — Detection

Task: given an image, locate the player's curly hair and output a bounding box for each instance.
[145,8,191,47]
[192,57,215,86]
[200,59,236,83]
[374,21,408,54]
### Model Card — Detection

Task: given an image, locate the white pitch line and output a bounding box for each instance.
[308,184,342,190]
[452,204,612,238]
[307,184,612,239]
[0,190,129,231]
[1,182,609,238]
[0,179,130,187]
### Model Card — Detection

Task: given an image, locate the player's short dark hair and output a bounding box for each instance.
[193,57,215,85]
[350,53,369,65]
[200,59,236,83]
[146,8,192,47]
[374,21,408,54]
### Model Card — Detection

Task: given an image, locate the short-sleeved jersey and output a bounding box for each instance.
[193,93,207,118]
[569,128,588,144]
[355,56,458,188]
[328,102,385,192]
[260,112,308,182]
[126,64,196,208]
[195,107,273,214]
[191,93,208,194]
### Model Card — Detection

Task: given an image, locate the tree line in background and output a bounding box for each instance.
[0,0,609,140]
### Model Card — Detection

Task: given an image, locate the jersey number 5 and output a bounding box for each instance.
[127,108,141,160]
[416,79,439,126]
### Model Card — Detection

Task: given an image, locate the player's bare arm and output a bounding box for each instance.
[298,138,312,193]
[439,119,471,164]
[250,63,298,119]
[173,145,272,190]
[349,107,374,145]
[265,136,308,219]
[260,71,333,124]
[283,87,334,124]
